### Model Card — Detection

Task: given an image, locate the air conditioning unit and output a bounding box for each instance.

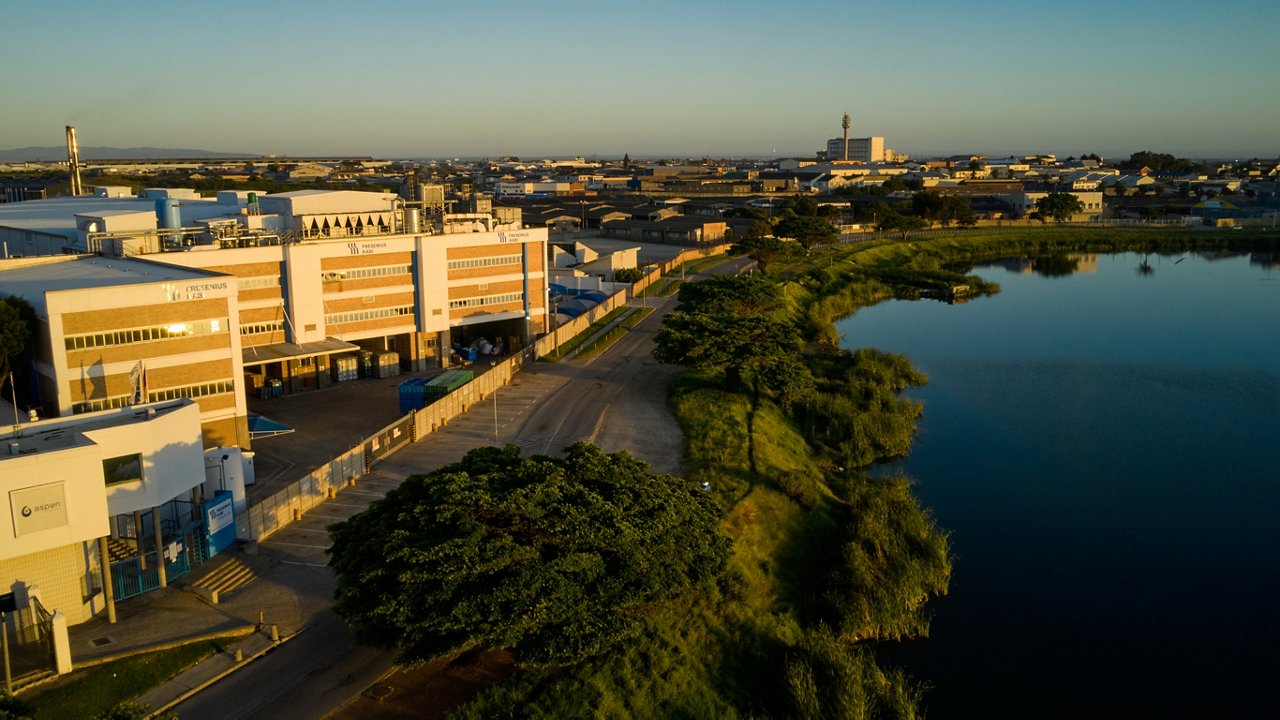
[321,272,345,282]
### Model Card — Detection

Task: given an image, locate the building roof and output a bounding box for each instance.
[0,196,160,240]
[0,255,218,317]
[1,399,195,455]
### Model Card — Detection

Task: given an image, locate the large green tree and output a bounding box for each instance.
[730,234,797,274]
[774,215,837,252]
[0,296,35,397]
[328,443,730,666]
[1034,192,1085,222]
[654,275,805,395]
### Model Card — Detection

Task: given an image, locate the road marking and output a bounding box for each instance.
[303,513,348,521]
[322,502,370,509]
[283,527,330,533]
[280,560,328,568]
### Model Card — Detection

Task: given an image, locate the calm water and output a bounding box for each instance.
[837,251,1280,718]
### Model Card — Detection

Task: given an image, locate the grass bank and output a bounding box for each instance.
[25,635,241,719]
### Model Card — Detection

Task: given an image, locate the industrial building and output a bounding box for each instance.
[0,186,549,629]
[0,188,550,435]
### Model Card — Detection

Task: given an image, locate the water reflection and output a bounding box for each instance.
[981,253,1097,277]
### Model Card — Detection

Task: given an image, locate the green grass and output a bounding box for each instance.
[540,307,628,361]
[657,279,682,297]
[678,254,731,276]
[27,635,241,719]
[575,308,653,360]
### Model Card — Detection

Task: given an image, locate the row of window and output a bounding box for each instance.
[65,319,226,351]
[325,306,414,325]
[450,293,523,309]
[71,380,235,414]
[447,255,521,270]
[325,264,413,281]
[241,321,284,335]
[237,276,281,291]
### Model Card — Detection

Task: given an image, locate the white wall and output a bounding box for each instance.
[95,401,205,516]
[0,443,109,561]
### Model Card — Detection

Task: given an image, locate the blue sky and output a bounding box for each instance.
[3,0,1277,160]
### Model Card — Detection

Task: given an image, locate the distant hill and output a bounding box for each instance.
[0,146,256,162]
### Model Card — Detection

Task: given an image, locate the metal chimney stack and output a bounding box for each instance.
[65,126,84,196]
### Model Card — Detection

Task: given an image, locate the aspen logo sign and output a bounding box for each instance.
[10,482,69,536]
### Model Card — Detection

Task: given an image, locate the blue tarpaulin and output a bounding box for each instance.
[247,412,294,439]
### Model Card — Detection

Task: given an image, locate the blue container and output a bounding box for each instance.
[398,377,427,413]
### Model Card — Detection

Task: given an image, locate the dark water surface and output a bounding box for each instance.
[837,252,1280,718]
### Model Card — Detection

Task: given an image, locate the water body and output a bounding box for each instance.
[837,251,1280,718]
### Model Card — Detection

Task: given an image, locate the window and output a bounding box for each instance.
[65,318,228,351]
[324,306,414,325]
[323,264,412,281]
[447,255,521,270]
[449,293,523,309]
[103,453,142,485]
[241,320,284,335]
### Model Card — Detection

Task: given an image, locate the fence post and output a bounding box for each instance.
[50,611,71,675]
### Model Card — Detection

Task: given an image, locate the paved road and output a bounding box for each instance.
[173,611,393,720]
[171,259,735,719]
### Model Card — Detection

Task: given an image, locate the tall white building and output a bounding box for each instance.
[825,136,887,163]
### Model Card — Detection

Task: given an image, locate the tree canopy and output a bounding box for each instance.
[774,215,837,252]
[654,275,805,395]
[729,234,797,273]
[0,296,34,392]
[328,443,731,666]
[1034,192,1085,222]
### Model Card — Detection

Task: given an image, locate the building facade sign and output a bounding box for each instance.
[10,482,69,537]
[347,242,388,255]
[496,231,531,244]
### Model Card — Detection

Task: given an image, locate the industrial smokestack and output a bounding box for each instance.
[65,126,84,196]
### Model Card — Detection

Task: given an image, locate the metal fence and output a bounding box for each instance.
[2,597,55,690]
[111,550,194,602]
[245,351,530,542]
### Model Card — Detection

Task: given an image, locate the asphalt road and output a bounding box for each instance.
[172,611,393,720]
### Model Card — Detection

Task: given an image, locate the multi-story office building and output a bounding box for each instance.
[0,188,550,448]
[825,136,886,163]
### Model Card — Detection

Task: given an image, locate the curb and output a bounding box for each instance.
[146,626,304,718]
[73,625,258,669]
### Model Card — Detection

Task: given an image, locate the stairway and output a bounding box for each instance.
[189,558,256,603]
[106,537,137,563]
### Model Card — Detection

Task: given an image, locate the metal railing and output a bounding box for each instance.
[2,597,55,689]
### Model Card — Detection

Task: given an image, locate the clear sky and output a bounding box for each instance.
[3,0,1277,160]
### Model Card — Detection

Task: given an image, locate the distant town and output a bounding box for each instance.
[4,121,1278,233]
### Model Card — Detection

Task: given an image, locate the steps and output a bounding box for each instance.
[189,558,256,604]
[106,537,137,563]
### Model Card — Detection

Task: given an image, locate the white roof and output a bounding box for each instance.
[0,255,216,317]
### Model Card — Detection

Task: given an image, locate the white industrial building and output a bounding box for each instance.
[0,187,549,630]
